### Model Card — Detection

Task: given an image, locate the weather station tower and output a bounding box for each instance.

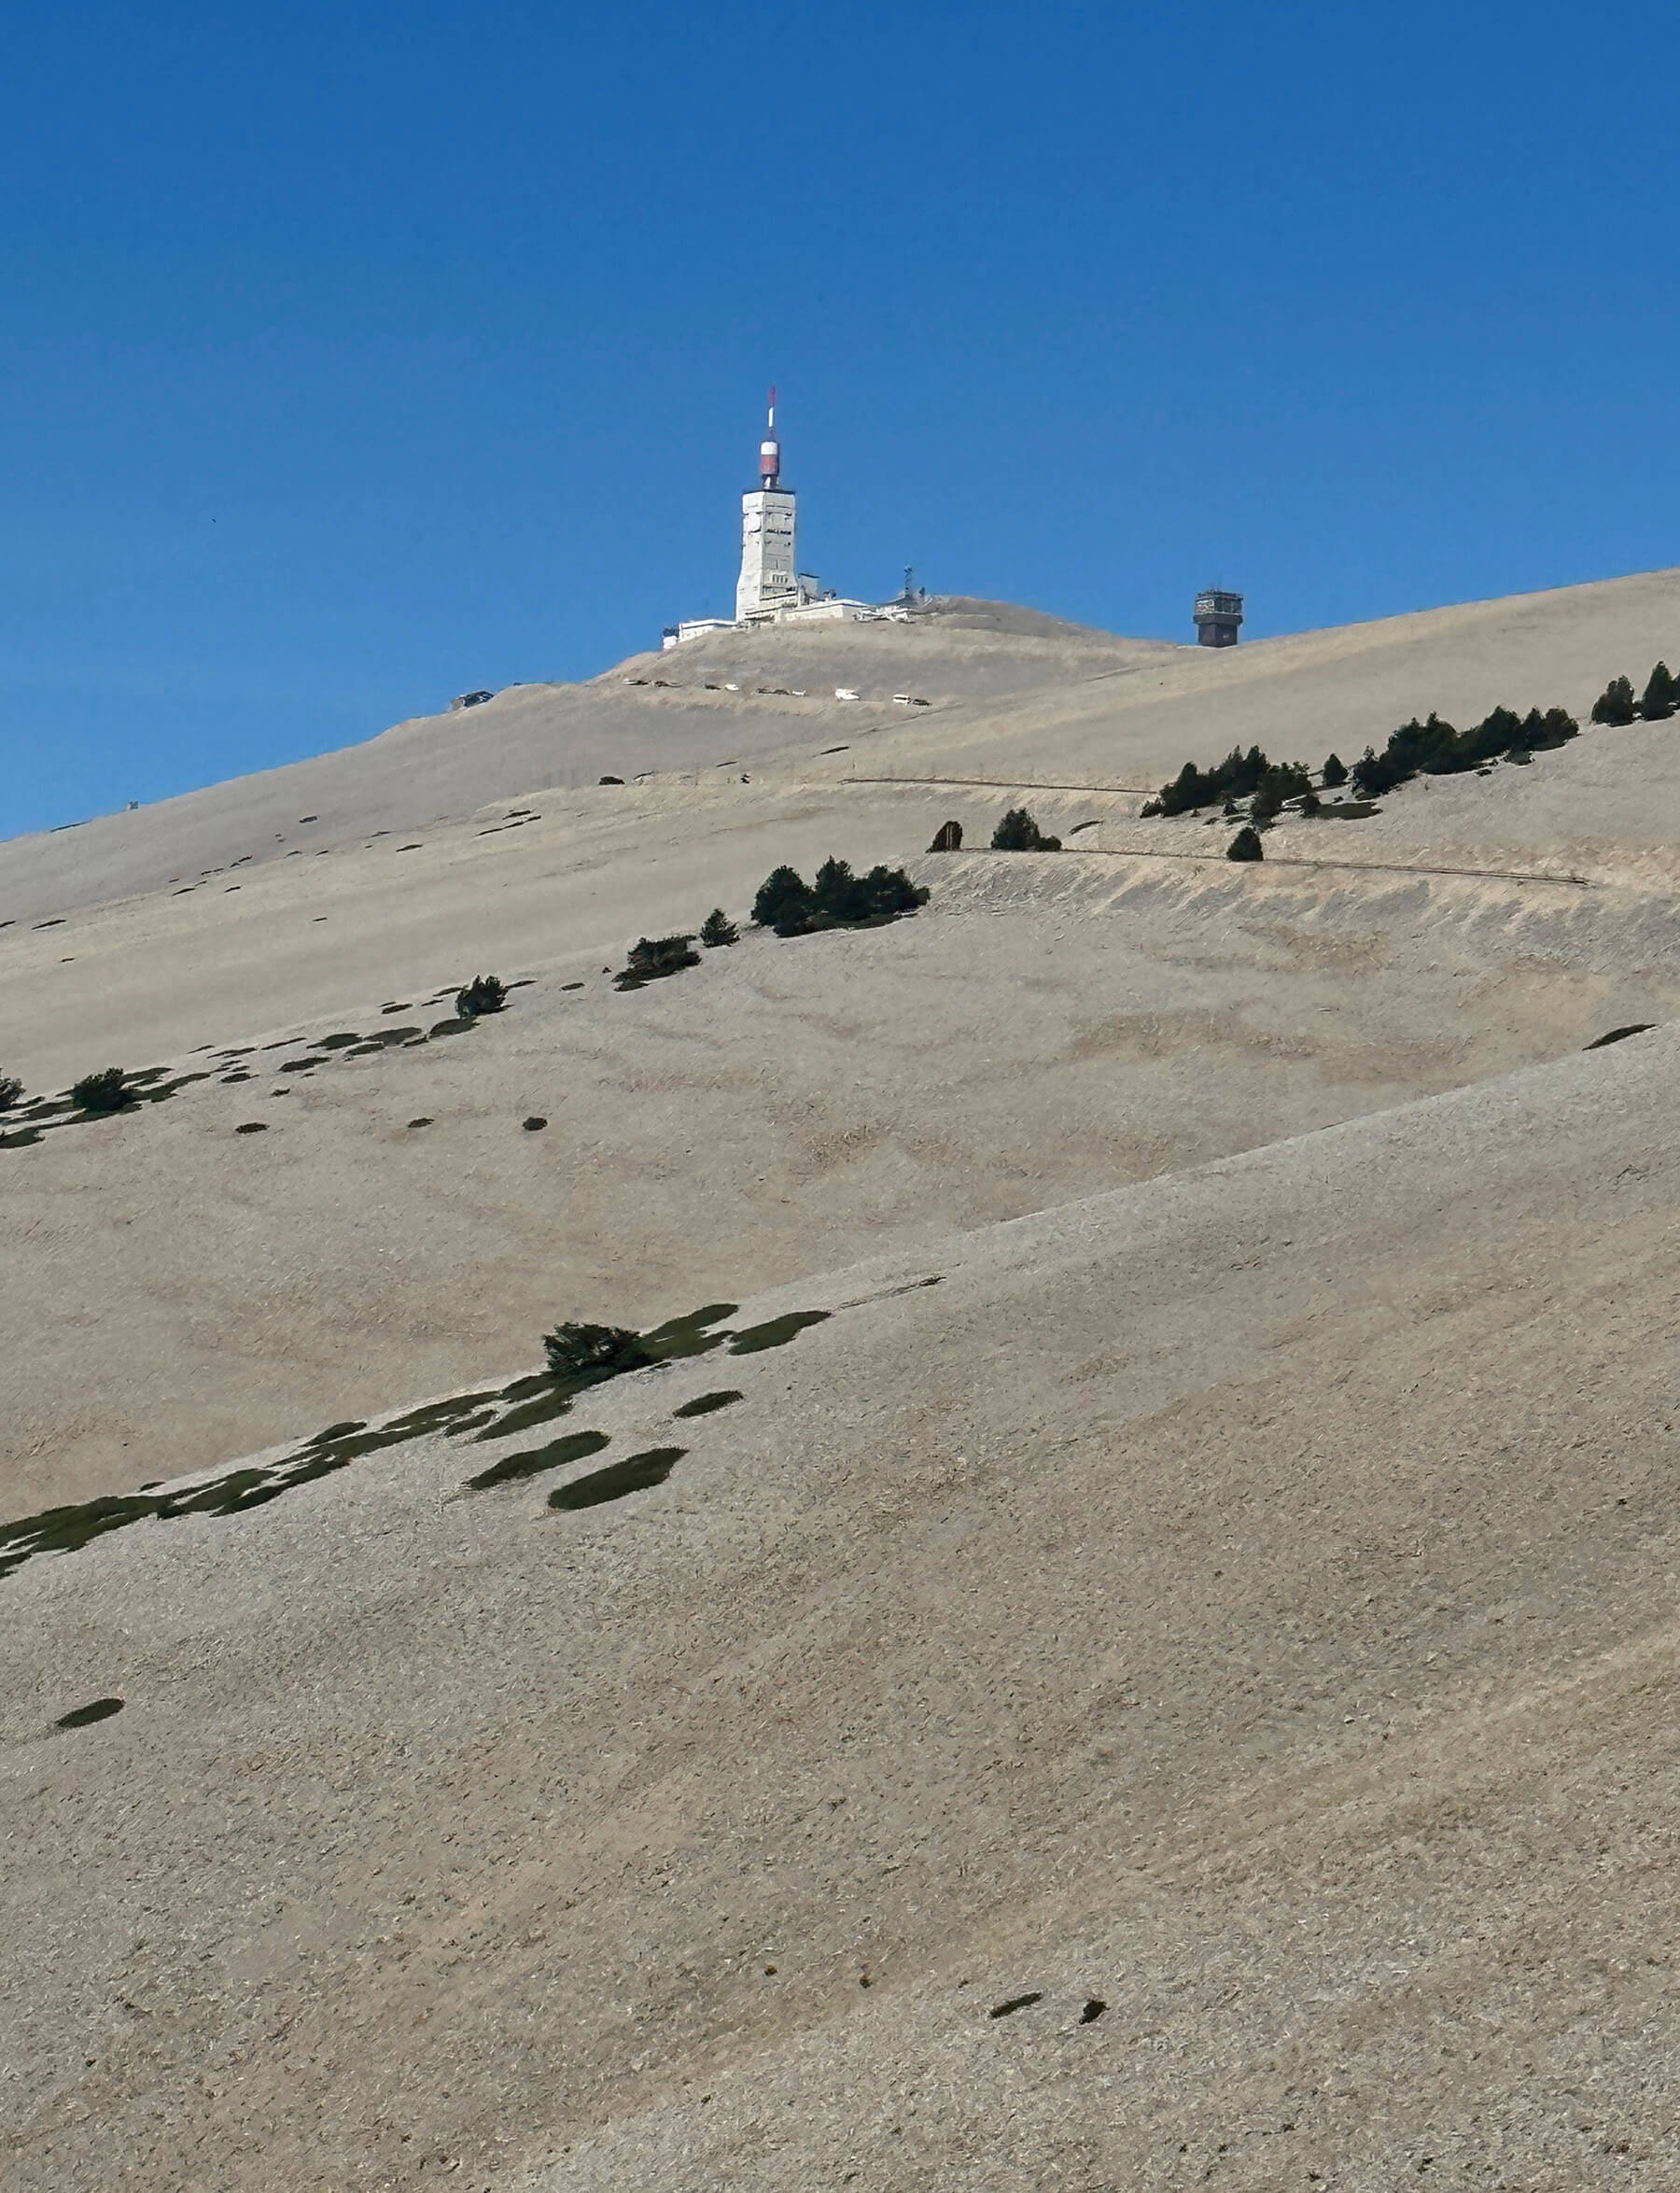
[735,388,798,620]
[1193,587,1244,647]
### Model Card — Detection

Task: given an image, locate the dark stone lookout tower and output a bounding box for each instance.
[1194,588,1244,648]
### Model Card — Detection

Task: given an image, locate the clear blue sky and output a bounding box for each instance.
[4,2,1677,835]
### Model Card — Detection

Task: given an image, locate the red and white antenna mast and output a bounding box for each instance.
[759,385,781,488]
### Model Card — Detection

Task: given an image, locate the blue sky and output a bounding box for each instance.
[3,2,1678,835]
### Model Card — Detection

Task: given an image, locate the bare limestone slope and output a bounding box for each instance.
[5,564,1675,927]
[5,570,1680,1515]
[4,849,1678,1514]
[867,564,1680,797]
[7,570,1680,2190]
[5,1027,1679,2191]
[0,598,1169,926]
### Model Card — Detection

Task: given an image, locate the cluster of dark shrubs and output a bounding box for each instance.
[1226,824,1265,863]
[610,863,922,982]
[616,935,701,988]
[1142,690,1594,829]
[1141,662,1674,828]
[614,911,738,988]
[455,973,508,1018]
[72,1067,135,1114]
[1142,748,1309,820]
[0,1073,21,1113]
[1249,762,1313,822]
[1333,703,1579,797]
[1591,663,1676,724]
[1349,705,1580,795]
[990,807,1062,851]
[750,858,928,936]
[543,1321,652,1382]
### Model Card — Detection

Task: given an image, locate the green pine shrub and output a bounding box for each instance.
[1591,676,1638,725]
[749,859,928,936]
[1640,663,1677,721]
[455,974,508,1018]
[542,1322,653,1384]
[699,908,739,947]
[1227,825,1265,862]
[72,1067,135,1114]
[1323,752,1349,788]
[751,865,813,932]
[0,1073,21,1113]
[991,807,1062,850]
[1249,762,1311,824]
[616,935,700,988]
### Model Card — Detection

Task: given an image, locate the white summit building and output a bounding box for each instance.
[663,393,910,647]
[736,388,799,620]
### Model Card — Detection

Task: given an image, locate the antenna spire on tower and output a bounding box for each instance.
[758,386,781,489]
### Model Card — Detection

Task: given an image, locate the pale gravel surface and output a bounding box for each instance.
[7,571,1680,1511]
[6,572,1680,2190]
[0,599,1171,925]
[865,565,1680,809]
[5,1030,1679,2190]
[8,851,1678,1511]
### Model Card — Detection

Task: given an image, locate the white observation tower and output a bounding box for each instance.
[661,392,903,646]
[735,387,798,621]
